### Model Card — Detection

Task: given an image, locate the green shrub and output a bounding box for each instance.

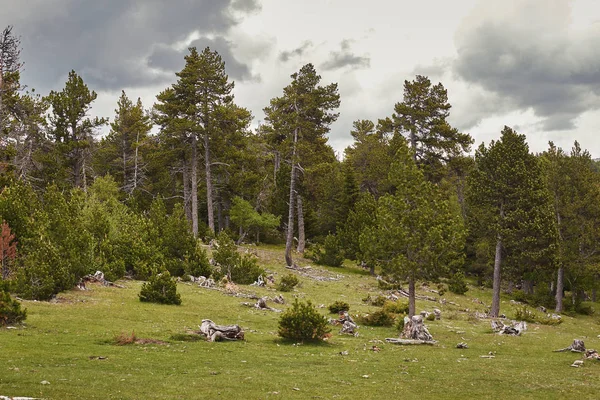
[426,312,436,321]
[139,271,182,305]
[395,316,405,331]
[328,301,350,314]
[377,278,402,290]
[277,274,300,292]
[383,300,409,315]
[514,305,563,325]
[363,294,387,307]
[356,310,395,327]
[213,232,265,284]
[0,290,27,325]
[448,272,469,295]
[309,234,344,267]
[278,300,331,341]
[184,244,212,278]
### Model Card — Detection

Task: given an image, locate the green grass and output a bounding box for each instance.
[1,246,600,399]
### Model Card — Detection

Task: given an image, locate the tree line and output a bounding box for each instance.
[1,26,599,317]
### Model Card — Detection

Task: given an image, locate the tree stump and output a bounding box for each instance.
[401,315,434,341]
[338,311,358,335]
[199,319,244,342]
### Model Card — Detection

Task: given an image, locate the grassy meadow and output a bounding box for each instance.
[1,246,600,399]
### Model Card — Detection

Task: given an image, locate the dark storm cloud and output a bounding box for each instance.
[320,40,370,71]
[278,41,313,62]
[148,36,255,82]
[452,2,600,131]
[1,0,262,92]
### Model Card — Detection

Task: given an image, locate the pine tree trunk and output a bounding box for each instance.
[555,204,564,312]
[182,157,192,223]
[191,135,199,237]
[491,236,502,317]
[274,151,280,183]
[296,195,305,254]
[204,133,215,233]
[408,275,416,318]
[122,138,128,192]
[285,127,299,267]
[132,130,140,193]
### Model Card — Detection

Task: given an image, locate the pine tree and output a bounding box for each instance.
[262,64,340,266]
[360,138,465,316]
[543,141,600,312]
[47,70,107,190]
[392,75,472,182]
[95,91,152,196]
[154,47,235,236]
[468,127,557,317]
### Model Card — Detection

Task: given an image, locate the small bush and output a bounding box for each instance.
[426,313,436,321]
[114,331,137,345]
[309,234,344,267]
[184,244,212,278]
[278,299,331,342]
[139,271,182,305]
[363,294,387,307]
[277,274,300,292]
[0,290,27,325]
[514,305,563,325]
[377,278,402,290]
[328,301,350,314]
[382,300,409,315]
[448,272,469,295]
[213,232,264,284]
[356,310,395,327]
[395,316,405,331]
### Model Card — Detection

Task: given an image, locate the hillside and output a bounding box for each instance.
[1,246,599,400]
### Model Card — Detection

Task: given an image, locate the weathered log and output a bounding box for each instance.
[241,297,281,312]
[199,319,244,342]
[491,319,527,336]
[386,338,437,345]
[554,339,586,353]
[273,294,285,304]
[401,315,434,341]
[78,270,124,289]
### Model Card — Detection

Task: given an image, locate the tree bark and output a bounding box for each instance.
[491,236,502,317]
[122,137,128,192]
[556,266,564,312]
[408,275,416,318]
[204,133,215,233]
[191,135,199,237]
[132,130,140,193]
[182,156,192,223]
[285,126,299,267]
[296,195,305,253]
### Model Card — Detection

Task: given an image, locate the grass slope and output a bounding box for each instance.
[1,246,600,399]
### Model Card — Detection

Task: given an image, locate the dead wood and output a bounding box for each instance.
[199,319,244,342]
[554,339,586,353]
[386,338,437,345]
[241,297,281,312]
[401,315,434,341]
[491,320,527,335]
[78,271,124,290]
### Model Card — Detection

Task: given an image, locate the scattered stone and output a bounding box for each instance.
[339,350,349,356]
[40,381,50,385]
[571,360,584,368]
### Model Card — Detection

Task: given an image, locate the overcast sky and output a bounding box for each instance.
[2,0,600,157]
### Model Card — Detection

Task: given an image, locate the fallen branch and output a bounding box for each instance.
[78,271,124,290]
[491,320,527,336]
[554,339,586,353]
[386,338,437,345]
[241,297,281,312]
